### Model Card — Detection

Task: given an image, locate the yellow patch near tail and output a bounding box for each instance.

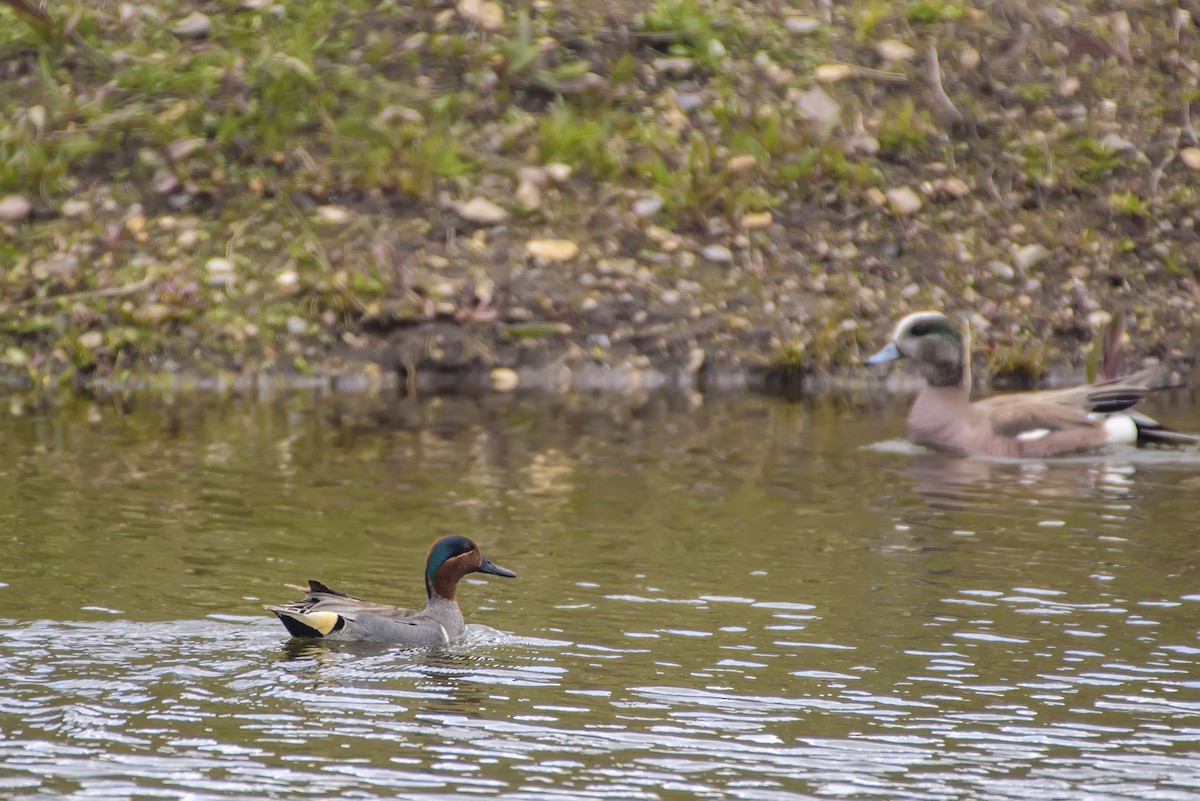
[281,610,342,636]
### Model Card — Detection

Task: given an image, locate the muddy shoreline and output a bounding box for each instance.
[2,1,1199,399]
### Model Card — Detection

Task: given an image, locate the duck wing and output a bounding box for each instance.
[971,368,1197,451]
[973,392,1095,438]
[1083,367,1160,413]
[973,368,1163,438]
[266,580,432,640]
[270,579,421,620]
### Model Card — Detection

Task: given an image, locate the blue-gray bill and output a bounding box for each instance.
[865,342,902,364]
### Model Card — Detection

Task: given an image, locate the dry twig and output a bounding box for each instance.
[926,43,966,123]
[0,274,156,315]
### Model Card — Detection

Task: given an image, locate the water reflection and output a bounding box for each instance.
[0,392,1198,800]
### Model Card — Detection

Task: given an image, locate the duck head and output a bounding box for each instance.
[425,534,516,601]
[866,311,965,388]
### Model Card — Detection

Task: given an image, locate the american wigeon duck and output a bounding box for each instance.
[267,535,516,645]
[866,311,1199,458]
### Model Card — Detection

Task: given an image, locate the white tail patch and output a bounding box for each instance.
[1103,414,1138,444]
[1015,428,1051,442]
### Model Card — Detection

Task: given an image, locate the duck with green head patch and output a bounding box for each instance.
[867,311,1199,458]
[266,535,516,645]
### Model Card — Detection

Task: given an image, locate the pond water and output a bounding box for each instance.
[2,390,1200,800]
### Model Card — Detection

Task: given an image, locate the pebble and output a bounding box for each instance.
[525,238,579,262]
[61,199,90,219]
[660,289,681,305]
[847,131,879,155]
[34,254,79,279]
[490,367,519,392]
[458,196,508,224]
[515,180,542,210]
[901,283,921,299]
[726,154,757,174]
[728,315,751,331]
[26,104,45,134]
[740,211,772,229]
[876,39,916,62]
[1180,147,1200,171]
[276,270,299,290]
[653,57,695,76]
[170,10,211,38]
[702,244,733,263]
[784,16,821,34]
[147,167,175,194]
[315,205,350,225]
[1101,133,1135,153]
[937,177,971,198]
[518,166,548,186]
[1087,310,1112,330]
[864,187,887,207]
[78,331,104,351]
[815,63,852,83]
[134,302,172,325]
[959,47,981,70]
[987,260,1015,279]
[286,316,307,335]
[205,257,236,287]
[428,281,456,298]
[177,229,199,250]
[457,0,504,30]
[1014,244,1049,270]
[0,194,32,222]
[885,186,922,216]
[795,85,840,128]
[545,163,572,183]
[646,225,682,252]
[633,194,664,219]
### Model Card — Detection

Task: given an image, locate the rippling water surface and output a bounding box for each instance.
[2,391,1200,800]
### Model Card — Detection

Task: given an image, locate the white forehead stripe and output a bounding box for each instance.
[891,311,949,340]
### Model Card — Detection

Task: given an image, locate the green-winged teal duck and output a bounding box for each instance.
[267,535,516,645]
[867,311,1199,458]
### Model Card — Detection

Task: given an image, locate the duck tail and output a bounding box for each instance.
[1130,412,1200,447]
[268,608,345,638]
